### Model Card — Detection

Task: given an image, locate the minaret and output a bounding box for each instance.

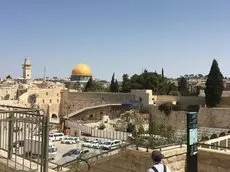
[22,57,32,81]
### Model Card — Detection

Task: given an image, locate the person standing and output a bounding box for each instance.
[147,151,171,172]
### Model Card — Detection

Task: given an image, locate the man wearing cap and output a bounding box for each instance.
[147,151,171,172]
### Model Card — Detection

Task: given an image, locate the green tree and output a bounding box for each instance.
[84,78,107,92]
[121,74,131,92]
[110,73,119,92]
[114,79,119,92]
[178,77,189,96]
[205,59,224,107]
[84,77,93,92]
[109,73,115,92]
[161,68,164,79]
[6,75,12,79]
[148,121,155,135]
[128,70,176,95]
[138,125,145,135]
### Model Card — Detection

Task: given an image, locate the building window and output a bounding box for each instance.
[57,93,59,96]
[46,92,48,96]
[50,99,52,103]
[43,100,45,103]
[51,114,58,118]
[57,99,59,103]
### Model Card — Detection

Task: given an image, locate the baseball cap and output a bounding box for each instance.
[151,151,164,162]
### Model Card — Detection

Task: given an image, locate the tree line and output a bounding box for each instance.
[84,59,224,107]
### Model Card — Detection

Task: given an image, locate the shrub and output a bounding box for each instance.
[98,123,106,130]
[158,103,173,116]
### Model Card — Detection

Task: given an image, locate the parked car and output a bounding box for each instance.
[49,132,64,141]
[61,137,77,144]
[62,149,89,158]
[82,140,93,147]
[101,140,121,150]
[72,137,80,143]
[93,140,105,149]
[62,149,80,157]
[88,140,98,148]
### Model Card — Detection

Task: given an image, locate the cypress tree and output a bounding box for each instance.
[114,79,119,92]
[178,77,189,96]
[161,68,164,79]
[205,59,224,107]
[110,73,115,92]
[84,77,94,92]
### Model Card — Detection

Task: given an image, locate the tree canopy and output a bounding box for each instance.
[121,69,177,94]
[178,77,189,96]
[205,59,224,107]
[84,77,107,92]
[109,73,119,92]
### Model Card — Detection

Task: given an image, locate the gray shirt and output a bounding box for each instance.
[147,163,171,172]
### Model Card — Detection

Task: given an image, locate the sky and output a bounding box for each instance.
[1,0,230,81]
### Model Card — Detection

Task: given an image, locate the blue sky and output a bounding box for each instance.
[1,0,230,81]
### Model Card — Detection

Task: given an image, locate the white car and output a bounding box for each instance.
[82,140,93,147]
[72,137,80,143]
[93,140,105,149]
[61,137,77,144]
[101,140,121,150]
[89,140,98,148]
[49,132,64,141]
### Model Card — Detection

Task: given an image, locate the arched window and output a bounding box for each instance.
[51,114,58,118]
[219,132,226,137]
[210,134,218,139]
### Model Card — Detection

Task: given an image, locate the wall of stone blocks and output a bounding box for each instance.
[148,106,230,130]
[60,90,134,117]
[79,147,187,172]
[198,148,230,172]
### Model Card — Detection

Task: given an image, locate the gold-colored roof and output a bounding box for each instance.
[71,64,92,76]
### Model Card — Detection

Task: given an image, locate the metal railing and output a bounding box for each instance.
[52,143,133,172]
[52,138,185,172]
[0,105,49,172]
[198,134,230,151]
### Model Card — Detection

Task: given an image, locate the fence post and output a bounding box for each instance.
[42,115,49,172]
[8,112,13,159]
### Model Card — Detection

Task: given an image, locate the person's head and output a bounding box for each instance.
[151,151,164,163]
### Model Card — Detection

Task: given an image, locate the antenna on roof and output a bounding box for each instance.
[44,66,46,81]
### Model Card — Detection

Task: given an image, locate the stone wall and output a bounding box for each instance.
[60,90,134,117]
[157,96,205,107]
[198,148,230,172]
[69,105,125,121]
[79,146,187,172]
[198,108,230,128]
[148,106,230,130]
[148,106,187,129]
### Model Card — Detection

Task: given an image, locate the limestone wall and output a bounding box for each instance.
[60,90,134,117]
[157,96,205,107]
[148,106,187,129]
[19,86,63,117]
[80,146,186,172]
[198,148,230,172]
[148,106,230,130]
[0,85,18,100]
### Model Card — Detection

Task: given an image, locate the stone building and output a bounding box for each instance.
[22,57,32,83]
[18,82,65,123]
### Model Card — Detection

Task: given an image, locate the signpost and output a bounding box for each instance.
[187,112,198,172]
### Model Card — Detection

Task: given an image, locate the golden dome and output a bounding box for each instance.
[71,64,92,76]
